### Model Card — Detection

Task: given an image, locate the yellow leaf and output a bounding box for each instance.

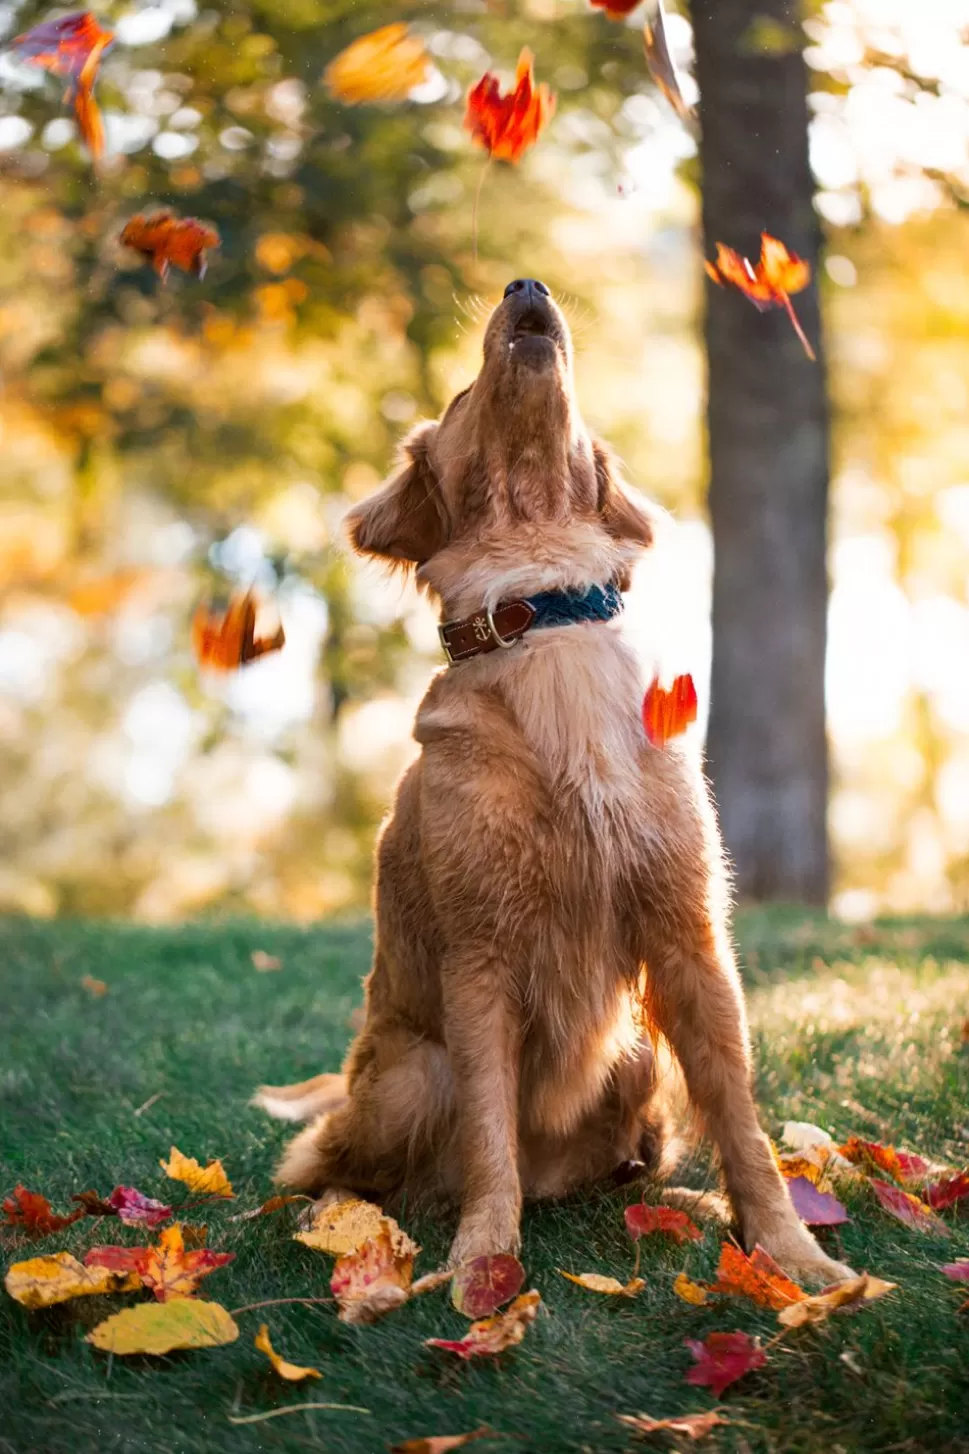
[159,1146,233,1198]
[295,1196,417,1259]
[5,1252,138,1309]
[323,23,430,106]
[557,1269,645,1298]
[673,1271,709,1306]
[254,1324,322,1381]
[87,1299,239,1354]
[778,1273,896,1328]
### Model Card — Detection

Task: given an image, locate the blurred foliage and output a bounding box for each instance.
[0,0,968,919]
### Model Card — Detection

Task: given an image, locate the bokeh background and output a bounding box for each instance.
[1,0,968,924]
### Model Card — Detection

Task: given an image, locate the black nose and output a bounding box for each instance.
[504,278,550,301]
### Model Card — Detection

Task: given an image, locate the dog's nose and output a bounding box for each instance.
[504,278,550,302]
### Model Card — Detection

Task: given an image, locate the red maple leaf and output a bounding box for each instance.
[642,674,697,748]
[624,1203,702,1244]
[684,1331,766,1397]
[924,1171,969,1211]
[121,211,221,283]
[464,48,556,164]
[588,0,642,17]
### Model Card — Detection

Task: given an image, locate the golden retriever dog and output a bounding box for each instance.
[256,278,852,1284]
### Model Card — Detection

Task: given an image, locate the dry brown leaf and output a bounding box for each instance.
[618,1410,728,1441]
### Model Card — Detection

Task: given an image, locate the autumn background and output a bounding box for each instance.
[1,0,968,925]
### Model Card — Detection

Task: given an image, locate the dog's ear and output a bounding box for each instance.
[345,421,449,568]
[593,440,654,550]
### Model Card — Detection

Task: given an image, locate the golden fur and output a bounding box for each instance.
[256,283,852,1283]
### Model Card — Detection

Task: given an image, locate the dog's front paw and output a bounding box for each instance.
[448,1202,522,1269]
[751,1220,856,1287]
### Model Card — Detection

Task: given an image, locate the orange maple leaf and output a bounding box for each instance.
[464,48,556,164]
[709,1242,806,1310]
[86,1223,234,1301]
[705,232,816,361]
[323,23,430,105]
[837,1135,928,1186]
[13,12,113,164]
[120,211,221,283]
[2,1185,84,1238]
[191,591,285,673]
[642,673,698,748]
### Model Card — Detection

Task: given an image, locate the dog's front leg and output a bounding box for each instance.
[443,957,522,1267]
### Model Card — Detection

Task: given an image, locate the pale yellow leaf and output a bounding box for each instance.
[778,1272,896,1328]
[5,1252,138,1309]
[254,1323,321,1381]
[87,1298,239,1354]
[557,1269,644,1298]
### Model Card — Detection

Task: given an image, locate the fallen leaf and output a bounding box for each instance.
[324,23,430,105]
[295,1196,417,1258]
[87,1298,239,1355]
[191,592,285,673]
[465,48,556,164]
[426,1289,541,1360]
[869,1179,948,1235]
[81,974,107,996]
[684,1331,765,1397]
[254,1323,322,1381]
[5,1252,137,1308]
[558,1269,645,1298]
[838,1136,927,1185]
[121,211,220,283]
[12,11,113,164]
[72,1190,117,1218]
[710,1243,805,1310]
[106,1186,173,1228]
[617,1410,728,1441]
[73,76,104,160]
[942,1260,969,1282]
[786,1176,850,1227]
[160,1147,233,1198]
[673,1271,709,1306]
[777,1272,896,1327]
[86,1223,234,1301]
[330,1224,414,1325]
[2,1185,84,1238]
[452,1254,525,1317]
[390,1431,493,1454]
[924,1170,969,1211]
[705,232,816,361]
[231,1194,309,1223]
[251,950,282,972]
[643,0,694,122]
[625,1203,702,1244]
[642,675,698,749]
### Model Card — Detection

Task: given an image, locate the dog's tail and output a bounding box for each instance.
[251,1072,348,1123]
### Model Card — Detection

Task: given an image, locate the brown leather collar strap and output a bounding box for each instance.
[438,600,536,664]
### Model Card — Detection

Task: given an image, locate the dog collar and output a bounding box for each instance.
[438,582,623,665]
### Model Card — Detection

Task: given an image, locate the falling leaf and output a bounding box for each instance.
[705,233,816,361]
[12,11,113,164]
[588,0,642,18]
[330,1224,414,1325]
[86,1223,234,1301]
[105,1187,173,1228]
[191,591,285,673]
[121,211,221,283]
[2,1185,84,1238]
[295,1196,417,1259]
[5,1252,138,1308]
[786,1176,850,1227]
[869,1179,949,1235]
[452,1254,525,1317]
[838,1136,927,1185]
[426,1289,541,1360]
[81,974,107,996]
[643,0,694,123]
[231,1194,309,1223]
[465,48,556,164]
[924,1171,969,1211]
[684,1331,766,1397]
[777,1272,896,1328]
[642,675,698,749]
[160,1147,233,1198]
[87,1298,239,1355]
[323,23,430,105]
[942,1260,969,1282]
[251,950,282,972]
[558,1269,645,1298]
[710,1243,805,1310]
[673,1271,709,1306]
[617,1410,728,1441]
[625,1203,702,1244]
[390,1432,493,1454]
[254,1323,322,1381]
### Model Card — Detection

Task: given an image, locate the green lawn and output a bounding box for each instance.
[1,910,967,1454]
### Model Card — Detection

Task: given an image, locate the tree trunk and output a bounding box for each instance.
[692,0,829,903]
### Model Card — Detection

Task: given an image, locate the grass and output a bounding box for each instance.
[1,909,967,1454]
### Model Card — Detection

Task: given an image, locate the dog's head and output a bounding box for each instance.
[346,280,655,610]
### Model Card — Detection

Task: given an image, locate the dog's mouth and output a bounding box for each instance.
[509,309,559,361]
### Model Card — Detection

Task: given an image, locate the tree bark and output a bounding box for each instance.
[692,0,829,903]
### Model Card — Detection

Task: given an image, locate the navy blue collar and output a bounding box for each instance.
[525,581,623,631]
